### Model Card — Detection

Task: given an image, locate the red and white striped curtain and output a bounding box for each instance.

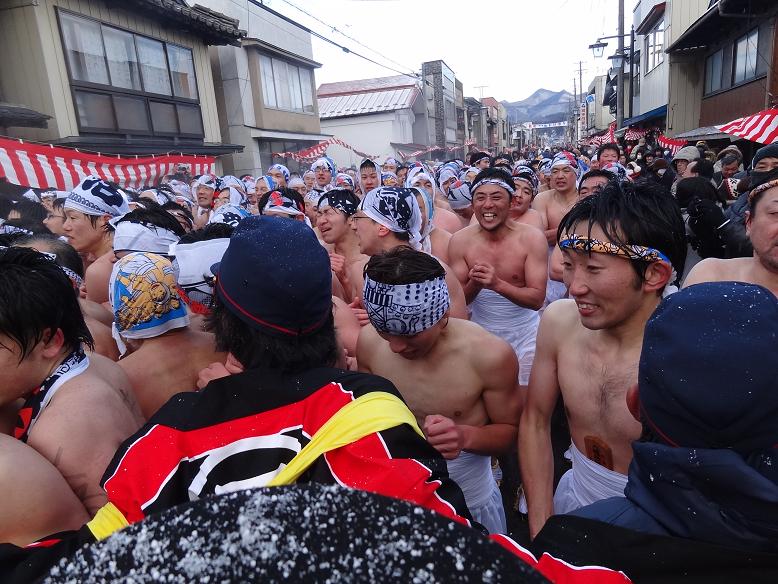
[0,136,215,191]
[717,109,778,144]
[657,133,687,155]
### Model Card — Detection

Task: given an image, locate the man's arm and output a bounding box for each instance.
[447,230,484,304]
[425,334,520,458]
[519,301,566,540]
[355,325,379,374]
[471,230,548,310]
[441,262,470,319]
[531,191,555,245]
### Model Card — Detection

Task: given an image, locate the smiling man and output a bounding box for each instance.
[519,180,686,540]
[449,167,548,391]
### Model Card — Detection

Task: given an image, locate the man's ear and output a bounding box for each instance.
[745,209,752,236]
[376,223,391,238]
[40,328,65,359]
[643,261,673,293]
[626,384,640,422]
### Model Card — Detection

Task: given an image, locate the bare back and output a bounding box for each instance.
[683,257,778,298]
[27,355,143,515]
[118,329,225,419]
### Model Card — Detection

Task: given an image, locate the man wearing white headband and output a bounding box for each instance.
[357,247,520,533]
[267,164,290,187]
[350,187,469,320]
[449,167,548,392]
[358,158,381,195]
[63,176,130,304]
[532,152,581,307]
[311,157,335,191]
[406,166,464,234]
[192,174,218,228]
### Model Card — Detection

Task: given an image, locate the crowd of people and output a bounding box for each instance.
[0,139,776,582]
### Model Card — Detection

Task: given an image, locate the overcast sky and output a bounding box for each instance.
[262,0,623,102]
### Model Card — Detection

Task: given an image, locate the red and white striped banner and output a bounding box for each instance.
[625,127,648,141]
[272,137,376,162]
[657,133,687,155]
[717,108,778,144]
[0,136,215,191]
[398,139,476,160]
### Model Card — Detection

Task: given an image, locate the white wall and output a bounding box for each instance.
[633,0,669,114]
[320,110,413,168]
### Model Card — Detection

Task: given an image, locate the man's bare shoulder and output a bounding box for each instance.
[540,299,580,333]
[531,189,556,209]
[683,257,750,287]
[450,319,515,365]
[448,223,480,245]
[510,221,549,246]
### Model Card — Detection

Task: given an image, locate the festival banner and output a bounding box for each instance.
[0,136,215,191]
[657,133,687,155]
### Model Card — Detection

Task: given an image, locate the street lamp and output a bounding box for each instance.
[608,52,625,70]
[589,41,608,58]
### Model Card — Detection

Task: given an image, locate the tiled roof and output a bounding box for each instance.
[107,0,244,46]
[317,75,418,97]
[318,87,418,119]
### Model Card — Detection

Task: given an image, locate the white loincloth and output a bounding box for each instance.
[447,451,507,534]
[469,288,539,386]
[553,442,628,515]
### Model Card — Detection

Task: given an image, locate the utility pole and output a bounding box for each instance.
[474,85,488,99]
[616,0,625,129]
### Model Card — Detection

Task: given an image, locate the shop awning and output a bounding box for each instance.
[674,126,735,141]
[623,105,667,127]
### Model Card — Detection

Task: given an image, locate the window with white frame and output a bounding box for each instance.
[644,19,664,73]
[733,28,758,85]
[260,54,315,114]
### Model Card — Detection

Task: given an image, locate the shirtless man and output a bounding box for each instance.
[0,434,90,545]
[510,165,544,230]
[359,158,382,195]
[0,247,143,515]
[408,169,464,234]
[350,186,469,320]
[62,176,129,304]
[357,248,520,533]
[532,152,581,306]
[311,157,336,192]
[519,180,687,539]
[448,167,548,390]
[110,252,224,419]
[193,174,218,229]
[316,189,368,300]
[14,234,119,360]
[684,175,778,297]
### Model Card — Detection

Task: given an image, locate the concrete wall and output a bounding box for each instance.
[320,110,413,168]
[0,0,221,143]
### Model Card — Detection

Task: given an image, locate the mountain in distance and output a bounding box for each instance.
[502,89,574,124]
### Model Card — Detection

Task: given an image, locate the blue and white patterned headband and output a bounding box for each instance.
[65,175,129,217]
[269,164,291,182]
[470,178,515,196]
[362,274,450,336]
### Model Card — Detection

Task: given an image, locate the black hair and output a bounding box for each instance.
[597,143,621,159]
[364,246,445,284]
[257,188,305,216]
[675,177,719,208]
[178,223,234,244]
[0,247,93,359]
[720,153,740,167]
[692,159,714,179]
[557,179,687,289]
[14,234,84,278]
[205,294,337,373]
[161,201,194,230]
[0,195,12,220]
[471,167,515,199]
[578,169,616,187]
[115,204,186,237]
[52,198,66,212]
[12,199,47,224]
[469,151,491,166]
[359,159,377,170]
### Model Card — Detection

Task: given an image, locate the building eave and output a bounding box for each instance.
[243,38,321,68]
[0,103,51,129]
[52,136,243,156]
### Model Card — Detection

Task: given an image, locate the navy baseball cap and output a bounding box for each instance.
[211,216,332,337]
[639,282,778,455]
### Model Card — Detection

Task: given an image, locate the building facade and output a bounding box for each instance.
[586,75,616,135]
[201,0,328,175]
[0,0,241,156]
[421,60,464,157]
[317,75,421,168]
[667,0,777,146]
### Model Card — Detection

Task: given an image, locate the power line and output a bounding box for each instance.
[250,0,420,80]
[274,0,419,77]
